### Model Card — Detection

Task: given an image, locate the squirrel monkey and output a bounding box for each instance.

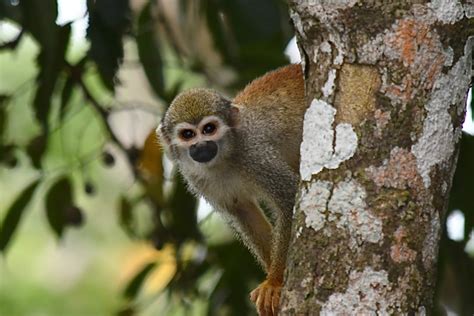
[158,64,305,316]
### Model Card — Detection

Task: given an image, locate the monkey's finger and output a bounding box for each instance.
[250,287,260,303]
[263,286,274,316]
[272,289,281,316]
[256,292,266,316]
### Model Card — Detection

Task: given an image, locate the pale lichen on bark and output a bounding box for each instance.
[301,179,383,246]
[319,267,401,315]
[412,45,472,188]
[328,179,382,246]
[299,99,357,181]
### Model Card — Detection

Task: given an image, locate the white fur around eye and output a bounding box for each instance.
[171,122,197,146]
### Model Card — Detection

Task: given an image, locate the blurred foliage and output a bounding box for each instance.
[0,0,289,315]
[0,0,472,315]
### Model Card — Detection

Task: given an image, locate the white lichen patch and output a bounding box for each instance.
[322,69,337,98]
[320,267,400,315]
[295,225,303,238]
[412,51,471,188]
[333,124,358,167]
[320,40,332,54]
[422,210,441,270]
[328,179,383,245]
[466,4,474,18]
[301,181,332,232]
[427,0,464,24]
[301,178,383,246]
[300,99,358,181]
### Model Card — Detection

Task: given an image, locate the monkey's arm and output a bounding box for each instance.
[246,146,299,315]
[226,200,273,270]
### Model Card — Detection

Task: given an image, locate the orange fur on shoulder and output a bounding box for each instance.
[233,64,305,108]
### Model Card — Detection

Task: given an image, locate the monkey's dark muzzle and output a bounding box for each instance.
[190,141,218,163]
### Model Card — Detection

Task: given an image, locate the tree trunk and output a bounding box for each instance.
[281,1,473,314]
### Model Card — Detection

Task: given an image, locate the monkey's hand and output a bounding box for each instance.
[250,278,282,316]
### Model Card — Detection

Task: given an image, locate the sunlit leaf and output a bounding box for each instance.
[87,0,131,91]
[45,176,73,238]
[136,2,165,98]
[0,179,41,253]
[123,261,157,299]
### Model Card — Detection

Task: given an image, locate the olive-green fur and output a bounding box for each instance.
[163,88,232,132]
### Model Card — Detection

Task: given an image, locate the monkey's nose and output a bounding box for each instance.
[189,141,218,163]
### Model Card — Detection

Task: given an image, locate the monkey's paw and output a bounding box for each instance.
[250,279,282,316]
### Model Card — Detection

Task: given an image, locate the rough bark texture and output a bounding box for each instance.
[281,1,474,315]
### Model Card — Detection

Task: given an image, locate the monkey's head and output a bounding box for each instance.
[158,88,239,169]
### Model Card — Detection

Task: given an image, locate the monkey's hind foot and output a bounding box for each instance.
[250,279,282,316]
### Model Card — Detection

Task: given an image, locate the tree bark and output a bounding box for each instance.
[281,1,474,314]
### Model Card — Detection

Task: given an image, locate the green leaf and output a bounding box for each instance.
[0,144,17,167]
[86,0,131,91]
[0,101,5,140]
[0,179,41,252]
[26,133,47,169]
[163,81,183,105]
[20,1,70,132]
[45,176,73,238]
[123,262,156,299]
[119,196,135,237]
[166,174,200,244]
[64,206,84,227]
[20,0,58,47]
[33,24,71,132]
[136,2,165,98]
[60,75,75,120]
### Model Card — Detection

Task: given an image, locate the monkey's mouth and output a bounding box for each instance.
[189,141,218,163]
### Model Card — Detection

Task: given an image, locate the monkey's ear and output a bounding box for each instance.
[156,123,170,146]
[230,106,240,127]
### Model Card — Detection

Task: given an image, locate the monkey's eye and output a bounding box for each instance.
[202,123,216,135]
[180,129,196,140]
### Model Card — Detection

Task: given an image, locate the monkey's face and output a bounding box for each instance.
[158,88,239,171]
[164,115,234,168]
